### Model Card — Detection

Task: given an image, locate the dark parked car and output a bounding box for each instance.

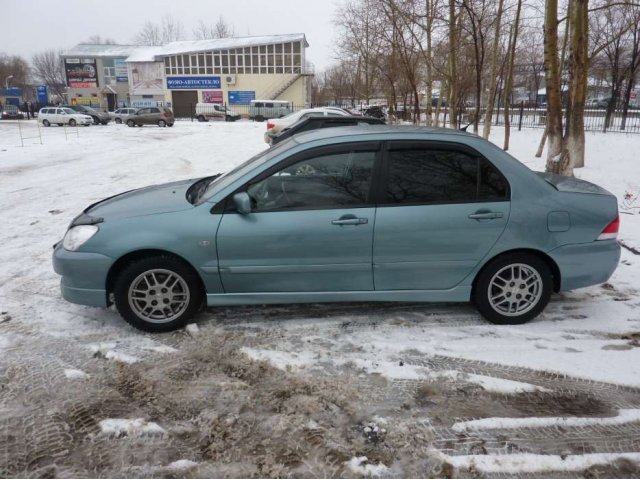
[126,107,175,127]
[65,105,111,125]
[1,105,24,120]
[363,105,386,119]
[269,115,385,145]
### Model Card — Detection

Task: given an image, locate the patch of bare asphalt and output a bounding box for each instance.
[1,308,640,478]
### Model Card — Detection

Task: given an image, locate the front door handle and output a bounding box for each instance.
[332,216,368,226]
[468,211,504,220]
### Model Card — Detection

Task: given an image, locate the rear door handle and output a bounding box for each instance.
[332,217,368,226]
[468,211,504,220]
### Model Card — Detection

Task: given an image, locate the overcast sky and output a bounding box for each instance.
[1,0,344,70]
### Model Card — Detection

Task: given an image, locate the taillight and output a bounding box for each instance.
[267,122,274,130]
[597,214,619,240]
[163,112,168,118]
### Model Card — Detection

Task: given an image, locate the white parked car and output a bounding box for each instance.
[264,107,350,144]
[195,103,241,122]
[110,107,138,124]
[38,107,92,127]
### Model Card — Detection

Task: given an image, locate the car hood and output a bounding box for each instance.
[84,178,196,221]
[536,172,614,196]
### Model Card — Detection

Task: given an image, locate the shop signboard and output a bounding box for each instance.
[36,85,49,105]
[202,90,223,103]
[65,58,98,88]
[166,76,221,89]
[114,59,128,82]
[71,97,102,107]
[130,62,164,96]
[228,90,256,104]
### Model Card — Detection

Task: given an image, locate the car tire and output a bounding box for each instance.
[167,123,174,127]
[91,116,99,125]
[113,256,203,332]
[127,120,135,127]
[473,253,552,325]
[197,115,207,122]
[158,119,167,127]
[69,119,76,127]
[255,115,264,122]
[101,121,108,125]
[115,118,122,124]
[42,119,50,127]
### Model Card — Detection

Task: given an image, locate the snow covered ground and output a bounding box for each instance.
[0,119,639,477]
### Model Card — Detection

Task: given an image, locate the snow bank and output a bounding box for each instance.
[452,408,640,432]
[98,418,166,437]
[345,456,390,477]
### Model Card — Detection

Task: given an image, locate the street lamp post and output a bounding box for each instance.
[5,75,14,90]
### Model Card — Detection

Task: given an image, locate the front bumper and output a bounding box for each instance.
[52,243,114,307]
[548,240,621,291]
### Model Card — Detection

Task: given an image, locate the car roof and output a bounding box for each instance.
[290,125,476,144]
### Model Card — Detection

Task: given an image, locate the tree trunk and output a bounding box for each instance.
[483,0,505,139]
[448,0,459,128]
[503,0,522,150]
[544,0,568,174]
[621,72,636,130]
[565,0,588,169]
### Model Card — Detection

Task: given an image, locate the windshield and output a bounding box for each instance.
[83,107,98,113]
[196,141,293,205]
[62,108,75,114]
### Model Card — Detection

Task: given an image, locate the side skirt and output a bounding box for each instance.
[206,287,472,306]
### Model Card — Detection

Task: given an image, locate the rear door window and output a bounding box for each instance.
[382,143,508,205]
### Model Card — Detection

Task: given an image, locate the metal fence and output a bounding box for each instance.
[480,105,640,133]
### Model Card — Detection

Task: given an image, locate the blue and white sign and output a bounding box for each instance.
[228,90,256,104]
[114,59,128,82]
[166,76,220,89]
[36,85,49,105]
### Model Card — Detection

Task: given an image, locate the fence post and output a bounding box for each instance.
[518,101,524,131]
[17,119,24,147]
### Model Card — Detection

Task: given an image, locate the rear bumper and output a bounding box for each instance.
[548,240,621,291]
[52,244,113,307]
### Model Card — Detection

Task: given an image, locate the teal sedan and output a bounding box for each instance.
[53,126,620,332]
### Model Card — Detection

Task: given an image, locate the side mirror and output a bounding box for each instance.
[233,192,252,214]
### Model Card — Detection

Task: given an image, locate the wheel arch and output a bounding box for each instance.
[106,249,206,303]
[472,248,561,295]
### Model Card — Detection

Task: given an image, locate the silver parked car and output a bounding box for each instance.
[53,126,620,332]
[111,108,138,124]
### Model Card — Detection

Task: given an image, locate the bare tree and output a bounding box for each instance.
[31,50,66,100]
[0,53,30,93]
[133,15,184,45]
[193,16,235,40]
[503,0,523,150]
[81,35,117,45]
[482,0,505,139]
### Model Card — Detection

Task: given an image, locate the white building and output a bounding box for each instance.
[125,34,312,116]
[61,34,313,115]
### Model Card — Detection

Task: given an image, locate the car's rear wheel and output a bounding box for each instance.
[42,119,50,127]
[255,115,264,122]
[473,253,552,325]
[114,256,203,332]
[197,115,207,122]
[158,119,167,127]
[115,118,122,124]
[91,116,99,125]
[69,119,76,127]
[127,119,135,127]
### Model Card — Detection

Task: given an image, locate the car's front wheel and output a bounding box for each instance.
[115,118,122,124]
[114,256,203,332]
[91,116,100,125]
[473,253,552,325]
[42,119,50,127]
[69,119,77,127]
[127,119,135,127]
[158,119,166,127]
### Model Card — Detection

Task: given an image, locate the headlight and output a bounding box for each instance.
[63,225,99,251]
